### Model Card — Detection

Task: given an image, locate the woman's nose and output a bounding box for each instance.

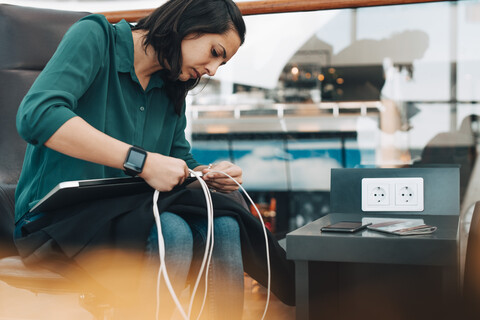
[206,62,221,76]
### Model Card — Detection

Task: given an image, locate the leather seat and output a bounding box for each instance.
[0,3,89,256]
[463,201,480,318]
[0,4,111,319]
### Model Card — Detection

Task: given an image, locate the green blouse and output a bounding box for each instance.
[15,14,200,221]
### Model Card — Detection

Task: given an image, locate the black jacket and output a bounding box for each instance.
[15,187,295,306]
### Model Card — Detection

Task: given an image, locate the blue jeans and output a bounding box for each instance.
[145,212,244,320]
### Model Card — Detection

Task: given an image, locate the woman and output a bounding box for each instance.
[14,0,247,318]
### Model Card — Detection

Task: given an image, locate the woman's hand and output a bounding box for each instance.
[201,161,242,192]
[140,152,189,192]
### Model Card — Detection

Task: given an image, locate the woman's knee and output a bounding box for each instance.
[149,212,193,259]
[214,216,240,239]
[187,215,242,260]
[213,216,242,260]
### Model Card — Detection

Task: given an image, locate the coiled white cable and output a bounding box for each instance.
[207,170,271,320]
[152,169,271,320]
[153,169,214,320]
[187,170,214,320]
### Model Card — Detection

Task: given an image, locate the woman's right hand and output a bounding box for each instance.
[140,152,189,191]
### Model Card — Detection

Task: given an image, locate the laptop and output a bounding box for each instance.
[29,172,202,213]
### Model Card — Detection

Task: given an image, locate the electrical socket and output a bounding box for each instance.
[367,184,389,206]
[396,184,418,206]
[361,177,424,212]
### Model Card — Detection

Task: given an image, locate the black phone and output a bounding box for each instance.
[321,221,372,233]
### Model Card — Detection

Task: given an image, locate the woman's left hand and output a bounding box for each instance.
[201,161,242,192]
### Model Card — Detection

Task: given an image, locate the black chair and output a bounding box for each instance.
[463,201,480,319]
[0,4,112,319]
[415,115,479,206]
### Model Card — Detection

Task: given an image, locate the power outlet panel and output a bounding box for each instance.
[361,177,424,212]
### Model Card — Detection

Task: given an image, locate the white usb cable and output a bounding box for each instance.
[152,169,271,320]
[153,170,214,320]
[206,170,271,320]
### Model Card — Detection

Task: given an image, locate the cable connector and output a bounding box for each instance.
[189,171,203,178]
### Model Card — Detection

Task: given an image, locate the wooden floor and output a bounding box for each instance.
[243,275,295,320]
[0,279,93,320]
[0,274,295,320]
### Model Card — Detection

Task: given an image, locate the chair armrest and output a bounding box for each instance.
[0,184,17,257]
[0,183,15,216]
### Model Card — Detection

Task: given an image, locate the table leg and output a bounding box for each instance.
[295,260,339,320]
[295,260,309,320]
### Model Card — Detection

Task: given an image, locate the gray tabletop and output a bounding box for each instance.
[286,213,459,266]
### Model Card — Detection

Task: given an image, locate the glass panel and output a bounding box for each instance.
[286,139,342,191]
[190,140,231,166]
[458,1,480,101]
[187,1,480,228]
[356,2,451,101]
[231,140,289,191]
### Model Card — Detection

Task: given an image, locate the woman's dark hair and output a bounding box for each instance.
[133,0,246,115]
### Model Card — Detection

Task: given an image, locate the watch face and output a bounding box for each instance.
[125,148,146,172]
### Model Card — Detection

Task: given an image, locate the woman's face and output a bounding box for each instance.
[179,29,241,81]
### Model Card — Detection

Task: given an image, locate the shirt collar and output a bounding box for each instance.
[114,20,133,73]
[114,20,165,90]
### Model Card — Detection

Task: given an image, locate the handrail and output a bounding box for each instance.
[99,0,447,23]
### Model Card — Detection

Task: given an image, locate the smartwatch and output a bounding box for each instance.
[123,146,147,177]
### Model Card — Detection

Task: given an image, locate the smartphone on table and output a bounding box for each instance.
[321,221,372,233]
